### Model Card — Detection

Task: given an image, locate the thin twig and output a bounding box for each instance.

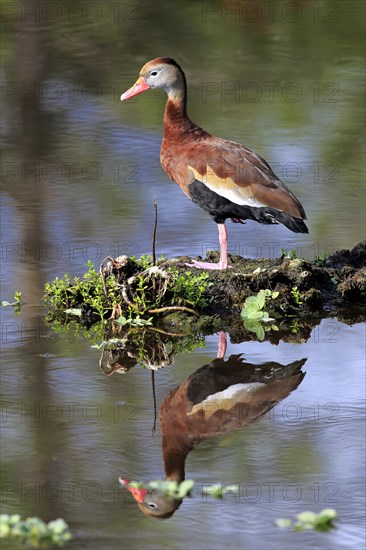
[148,306,199,316]
[152,197,158,266]
[151,370,157,436]
[100,256,119,269]
[108,303,122,320]
[148,326,188,337]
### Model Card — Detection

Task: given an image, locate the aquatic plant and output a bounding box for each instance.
[115,315,153,327]
[2,290,23,314]
[0,514,71,548]
[240,289,279,340]
[201,484,240,499]
[276,508,338,532]
[281,248,299,259]
[291,286,303,306]
[44,260,119,321]
[314,251,329,265]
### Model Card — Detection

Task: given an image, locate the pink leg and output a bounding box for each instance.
[218,223,228,268]
[187,223,231,270]
[217,331,227,359]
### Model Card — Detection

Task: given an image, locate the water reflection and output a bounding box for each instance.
[121,332,306,519]
[99,327,204,374]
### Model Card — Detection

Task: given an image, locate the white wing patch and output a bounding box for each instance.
[188,164,267,208]
[209,187,265,208]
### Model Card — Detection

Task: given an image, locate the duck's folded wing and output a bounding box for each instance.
[187,139,307,219]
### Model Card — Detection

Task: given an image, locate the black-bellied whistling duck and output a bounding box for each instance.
[121,58,308,270]
[121,333,306,518]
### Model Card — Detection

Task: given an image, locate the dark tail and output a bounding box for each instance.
[253,208,309,233]
[271,210,309,234]
[226,204,309,233]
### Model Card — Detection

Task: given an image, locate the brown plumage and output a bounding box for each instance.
[121,58,308,269]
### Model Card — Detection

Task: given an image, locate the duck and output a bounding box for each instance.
[121,333,306,518]
[121,58,308,270]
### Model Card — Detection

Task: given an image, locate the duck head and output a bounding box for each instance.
[120,478,182,519]
[120,57,186,102]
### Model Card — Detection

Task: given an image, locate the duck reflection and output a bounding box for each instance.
[121,332,306,518]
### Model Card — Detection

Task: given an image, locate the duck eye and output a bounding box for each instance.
[148,502,157,509]
[150,71,158,76]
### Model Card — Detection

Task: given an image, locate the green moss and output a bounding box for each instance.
[44,260,120,321]
[168,268,211,309]
[43,258,212,327]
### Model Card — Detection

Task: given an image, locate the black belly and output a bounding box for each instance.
[188,179,308,234]
[189,179,272,224]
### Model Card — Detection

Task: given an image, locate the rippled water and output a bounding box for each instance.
[1,1,365,549]
[1,317,365,549]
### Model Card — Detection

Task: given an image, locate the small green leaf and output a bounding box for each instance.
[8,515,21,525]
[244,320,259,333]
[275,518,292,529]
[241,307,250,318]
[319,509,337,520]
[47,518,69,534]
[211,487,224,499]
[0,523,10,537]
[271,291,279,299]
[91,343,103,350]
[296,511,317,523]
[246,302,259,313]
[116,316,128,326]
[177,479,194,497]
[256,292,265,309]
[248,310,264,320]
[256,325,265,340]
[65,308,82,317]
[148,480,165,490]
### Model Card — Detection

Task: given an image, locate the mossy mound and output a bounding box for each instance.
[43,242,366,347]
[179,240,366,314]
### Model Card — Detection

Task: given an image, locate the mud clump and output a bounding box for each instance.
[337,267,366,302]
[186,241,365,315]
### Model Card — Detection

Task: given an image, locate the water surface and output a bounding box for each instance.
[1,1,365,548]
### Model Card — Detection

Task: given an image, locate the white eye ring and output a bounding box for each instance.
[148,502,157,509]
[150,71,158,76]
